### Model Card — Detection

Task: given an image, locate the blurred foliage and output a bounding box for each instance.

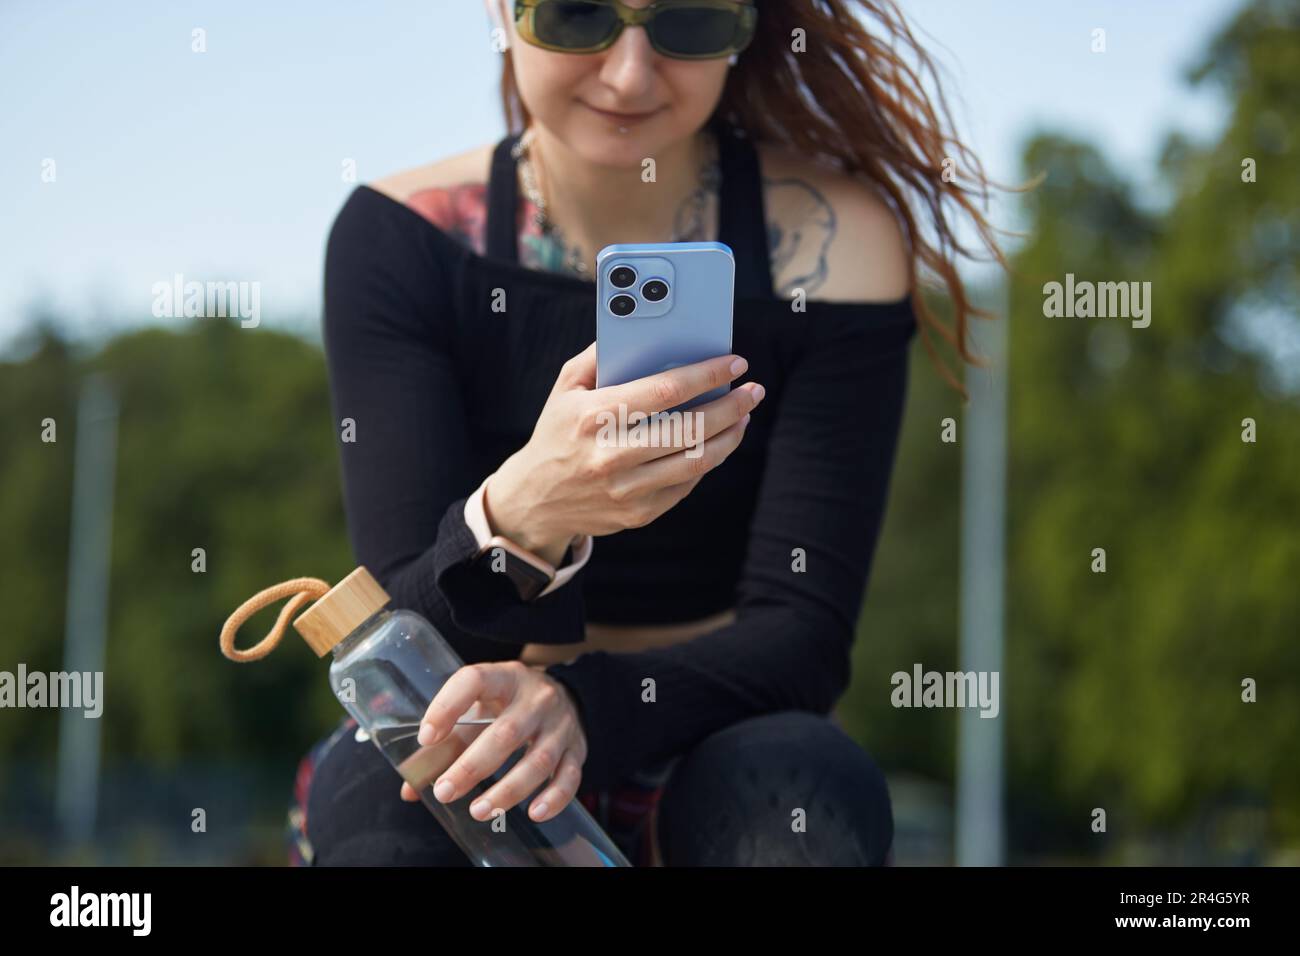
[0,319,353,777]
[852,0,1299,858]
[0,0,1295,863]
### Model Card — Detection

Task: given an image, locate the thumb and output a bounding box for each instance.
[555,341,598,392]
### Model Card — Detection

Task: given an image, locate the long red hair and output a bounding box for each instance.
[500,0,1010,395]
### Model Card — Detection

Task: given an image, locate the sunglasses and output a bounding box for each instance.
[514,0,757,60]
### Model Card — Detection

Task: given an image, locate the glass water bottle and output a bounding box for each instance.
[292,566,629,867]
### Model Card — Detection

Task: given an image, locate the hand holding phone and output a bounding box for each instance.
[485,343,764,553]
[480,241,761,555]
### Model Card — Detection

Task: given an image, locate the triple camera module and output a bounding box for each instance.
[608,264,670,317]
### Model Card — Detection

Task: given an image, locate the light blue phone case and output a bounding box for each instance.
[595,241,736,410]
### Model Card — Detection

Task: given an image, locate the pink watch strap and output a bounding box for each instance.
[464,476,592,597]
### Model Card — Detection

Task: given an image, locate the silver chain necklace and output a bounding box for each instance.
[511,127,720,277]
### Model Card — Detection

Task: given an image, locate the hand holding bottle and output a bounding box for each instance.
[398,660,587,824]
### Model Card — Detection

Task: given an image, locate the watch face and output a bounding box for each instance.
[503,555,553,602]
[479,537,555,602]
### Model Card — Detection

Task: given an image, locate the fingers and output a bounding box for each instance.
[397,698,492,803]
[613,414,750,500]
[603,353,748,416]
[409,743,583,821]
[426,690,545,808]
[612,380,764,467]
[466,726,582,824]
[418,662,520,747]
[700,382,763,439]
[524,749,586,823]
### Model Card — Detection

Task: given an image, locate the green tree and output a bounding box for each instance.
[847,0,1298,860]
[0,318,353,774]
[1002,0,1300,855]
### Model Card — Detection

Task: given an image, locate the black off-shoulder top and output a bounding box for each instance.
[321,123,917,790]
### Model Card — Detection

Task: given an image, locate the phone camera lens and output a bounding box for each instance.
[641,279,669,302]
[610,266,637,289]
[609,294,637,316]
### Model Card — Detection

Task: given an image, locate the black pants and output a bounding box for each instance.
[305,710,894,866]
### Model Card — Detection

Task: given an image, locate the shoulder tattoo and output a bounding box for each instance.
[405,182,489,255]
[763,177,836,298]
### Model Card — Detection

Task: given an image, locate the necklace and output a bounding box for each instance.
[511,127,720,277]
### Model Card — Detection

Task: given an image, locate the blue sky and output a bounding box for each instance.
[0,0,1245,352]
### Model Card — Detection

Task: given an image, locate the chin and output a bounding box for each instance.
[565,117,692,169]
[565,129,654,168]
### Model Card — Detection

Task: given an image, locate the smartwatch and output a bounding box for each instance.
[472,534,558,603]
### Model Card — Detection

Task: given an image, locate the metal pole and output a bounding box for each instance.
[955,284,1008,866]
[55,373,118,850]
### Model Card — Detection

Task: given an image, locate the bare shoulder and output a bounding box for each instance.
[755,142,911,303]
[369,141,495,202]
[368,142,497,251]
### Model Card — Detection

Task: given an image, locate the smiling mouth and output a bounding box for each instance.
[581,102,662,124]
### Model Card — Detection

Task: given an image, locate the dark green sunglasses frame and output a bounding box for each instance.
[514,0,758,60]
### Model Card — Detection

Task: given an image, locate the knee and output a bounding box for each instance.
[656,711,893,866]
[306,728,471,867]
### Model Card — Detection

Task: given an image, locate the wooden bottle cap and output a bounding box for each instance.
[292,566,390,657]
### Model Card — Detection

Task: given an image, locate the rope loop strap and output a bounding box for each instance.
[219,577,331,662]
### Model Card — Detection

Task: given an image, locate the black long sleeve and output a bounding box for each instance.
[545,303,915,790]
[322,188,588,665]
[322,184,915,791]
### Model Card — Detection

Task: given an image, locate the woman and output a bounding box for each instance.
[293,0,1002,866]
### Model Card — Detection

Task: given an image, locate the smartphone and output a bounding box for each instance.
[595,241,735,411]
